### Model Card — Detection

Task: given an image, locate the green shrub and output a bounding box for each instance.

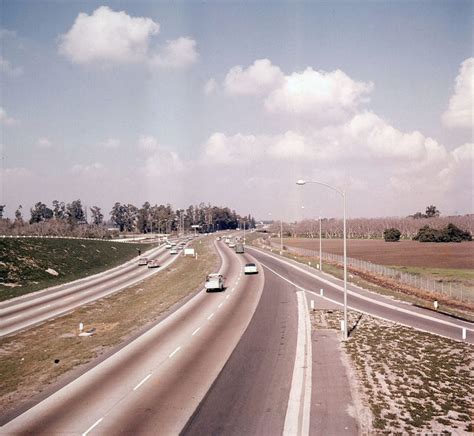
[383,228,401,242]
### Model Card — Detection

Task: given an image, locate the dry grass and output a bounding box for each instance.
[312,309,474,434]
[0,237,218,418]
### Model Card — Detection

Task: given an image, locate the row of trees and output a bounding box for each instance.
[0,201,256,236]
[266,214,473,240]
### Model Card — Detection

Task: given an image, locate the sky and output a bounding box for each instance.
[0,0,472,221]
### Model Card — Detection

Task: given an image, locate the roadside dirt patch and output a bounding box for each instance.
[312,309,474,434]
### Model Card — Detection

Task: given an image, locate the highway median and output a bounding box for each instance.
[0,236,219,422]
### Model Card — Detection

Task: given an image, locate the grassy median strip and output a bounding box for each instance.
[311,309,474,434]
[0,236,218,417]
[0,238,157,301]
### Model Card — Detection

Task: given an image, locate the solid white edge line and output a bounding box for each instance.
[218,303,223,309]
[283,291,312,436]
[169,346,181,358]
[225,295,230,299]
[192,327,201,336]
[253,248,474,332]
[207,313,214,320]
[133,373,152,391]
[263,262,469,343]
[82,417,103,436]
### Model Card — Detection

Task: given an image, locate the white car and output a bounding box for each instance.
[228,242,236,248]
[138,257,148,266]
[244,263,258,274]
[170,248,178,255]
[147,259,160,268]
[165,243,172,249]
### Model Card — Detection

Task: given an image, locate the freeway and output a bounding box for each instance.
[247,246,474,343]
[0,241,183,337]
[0,241,264,434]
[2,238,472,435]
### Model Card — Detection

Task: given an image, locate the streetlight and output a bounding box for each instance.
[297,179,348,340]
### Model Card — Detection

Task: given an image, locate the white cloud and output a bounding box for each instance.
[37,138,53,148]
[0,28,17,39]
[150,37,198,69]
[0,55,23,77]
[71,162,105,174]
[204,78,218,95]
[224,59,284,95]
[265,67,373,122]
[138,135,159,151]
[0,107,19,126]
[442,58,473,129]
[221,60,373,124]
[59,6,159,65]
[58,6,197,69]
[101,138,120,149]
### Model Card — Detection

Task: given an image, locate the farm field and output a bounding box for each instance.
[277,238,474,270]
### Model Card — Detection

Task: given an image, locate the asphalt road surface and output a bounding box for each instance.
[0,241,264,435]
[2,238,472,435]
[0,241,183,337]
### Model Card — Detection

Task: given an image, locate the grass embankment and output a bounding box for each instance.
[311,309,473,433]
[254,240,474,321]
[0,238,156,301]
[0,237,218,418]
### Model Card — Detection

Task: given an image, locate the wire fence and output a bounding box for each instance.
[267,241,473,304]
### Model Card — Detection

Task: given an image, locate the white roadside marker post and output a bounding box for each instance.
[320,288,323,296]
[79,322,84,333]
[462,328,467,341]
[311,300,315,311]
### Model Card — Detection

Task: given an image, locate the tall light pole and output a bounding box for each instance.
[280,219,283,255]
[297,179,348,340]
[319,216,322,272]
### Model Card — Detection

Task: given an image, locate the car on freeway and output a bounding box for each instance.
[205,273,224,291]
[147,259,160,268]
[170,248,178,255]
[244,263,258,274]
[216,236,221,241]
[165,243,172,249]
[138,257,149,266]
[228,242,236,248]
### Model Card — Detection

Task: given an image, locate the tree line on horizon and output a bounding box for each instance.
[0,201,256,237]
[265,205,472,241]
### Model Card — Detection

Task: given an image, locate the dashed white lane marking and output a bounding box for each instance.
[82,417,103,436]
[133,374,151,391]
[192,327,201,336]
[169,346,181,358]
[207,313,215,320]
[218,303,223,309]
[225,295,230,300]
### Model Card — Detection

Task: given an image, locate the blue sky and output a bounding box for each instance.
[1,1,472,220]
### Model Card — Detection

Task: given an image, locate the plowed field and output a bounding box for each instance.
[277,238,474,269]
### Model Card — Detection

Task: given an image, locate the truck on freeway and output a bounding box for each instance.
[205,273,224,291]
[235,243,244,253]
